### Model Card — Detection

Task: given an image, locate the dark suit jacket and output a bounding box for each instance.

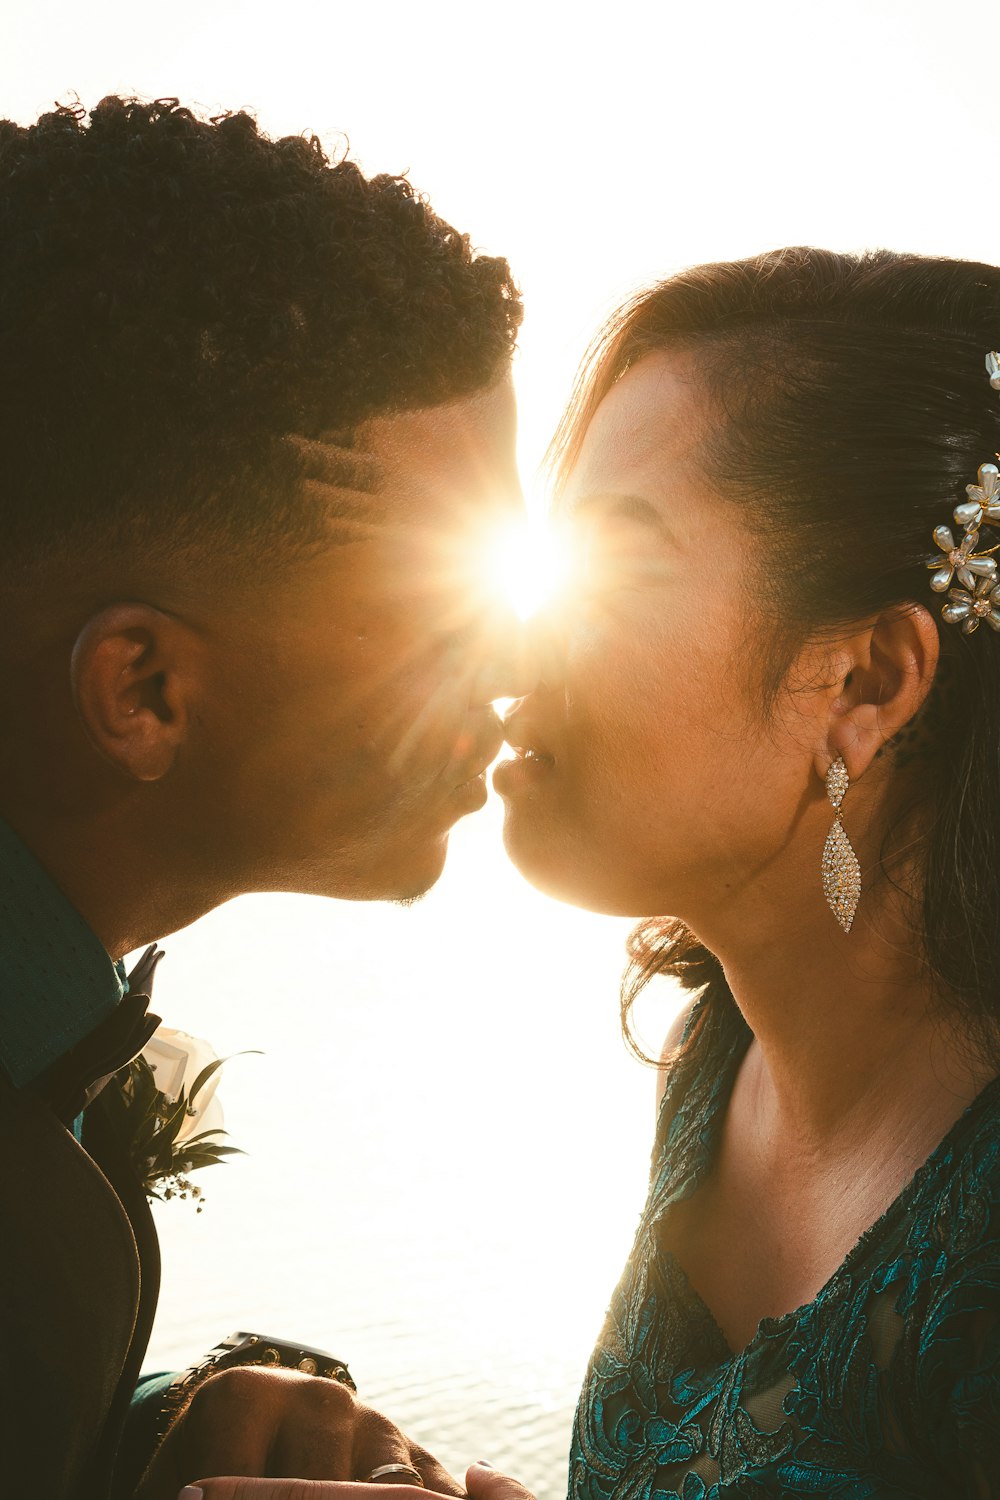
[0,1069,160,1499]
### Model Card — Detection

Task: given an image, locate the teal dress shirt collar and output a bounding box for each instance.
[0,818,125,1088]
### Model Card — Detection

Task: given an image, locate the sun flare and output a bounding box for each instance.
[482,516,572,621]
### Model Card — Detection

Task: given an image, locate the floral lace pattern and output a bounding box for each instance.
[569,993,1000,1498]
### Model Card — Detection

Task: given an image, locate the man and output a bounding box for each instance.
[0,96,534,1500]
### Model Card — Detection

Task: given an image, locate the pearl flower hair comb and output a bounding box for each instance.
[927,351,1000,635]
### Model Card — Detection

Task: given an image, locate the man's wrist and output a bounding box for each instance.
[152,1330,356,1447]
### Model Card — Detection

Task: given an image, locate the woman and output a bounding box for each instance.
[494,248,1000,1495]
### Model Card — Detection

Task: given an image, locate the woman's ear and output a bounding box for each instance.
[70,604,200,782]
[813,603,940,784]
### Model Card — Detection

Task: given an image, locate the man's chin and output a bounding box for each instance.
[335,831,450,905]
[391,886,431,909]
[385,845,449,905]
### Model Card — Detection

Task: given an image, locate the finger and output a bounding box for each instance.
[406,1440,465,1497]
[184,1482,432,1499]
[265,1374,360,1479]
[350,1407,417,1484]
[350,1408,461,1496]
[464,1463,536,1500]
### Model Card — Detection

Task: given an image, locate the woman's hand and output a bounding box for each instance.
[464,1461,535,1500]
[176,1487,429,1499]
[134,1365,463,1499]
[175,1462,536,1500]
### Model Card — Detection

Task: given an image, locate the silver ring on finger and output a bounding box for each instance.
[366,1463,425,1486]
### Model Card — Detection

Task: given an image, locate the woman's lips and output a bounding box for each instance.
[492,741,556,797]
[505,742,555,765]
[493,707,557,796]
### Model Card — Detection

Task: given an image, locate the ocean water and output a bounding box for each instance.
[142,794,682,1499]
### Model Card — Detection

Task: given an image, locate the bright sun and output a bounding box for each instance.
[482,516,571,621]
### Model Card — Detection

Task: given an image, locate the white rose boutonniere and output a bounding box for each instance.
[113,1025,255,1209]
[142,1027,226,1144]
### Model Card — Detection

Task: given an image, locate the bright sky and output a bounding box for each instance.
[6,5,1000,1486]
[8,0,1000,480]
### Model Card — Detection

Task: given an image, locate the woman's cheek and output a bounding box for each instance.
[563,592,648,679]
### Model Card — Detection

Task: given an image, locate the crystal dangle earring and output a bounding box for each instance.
[822,756,861,933]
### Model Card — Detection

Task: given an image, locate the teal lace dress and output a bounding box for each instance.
[569,990,1000,1498]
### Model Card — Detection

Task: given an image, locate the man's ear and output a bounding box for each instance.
[70,604,199,782]
[812,603,941,784]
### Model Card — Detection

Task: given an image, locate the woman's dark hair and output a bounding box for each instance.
[0,96,521,572]
[548,247,1000,1066]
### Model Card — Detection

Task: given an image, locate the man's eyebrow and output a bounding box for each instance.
[570,492,675,541]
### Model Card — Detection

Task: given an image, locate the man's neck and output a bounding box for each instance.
[0,799,221,959]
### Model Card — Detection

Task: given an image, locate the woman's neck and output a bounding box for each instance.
[691,864,995,1166]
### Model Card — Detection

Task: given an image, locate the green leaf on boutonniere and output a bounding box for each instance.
[111,1050,257,1210]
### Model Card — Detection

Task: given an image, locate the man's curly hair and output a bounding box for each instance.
[0,96,522,570]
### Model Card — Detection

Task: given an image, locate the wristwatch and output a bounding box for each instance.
[153,1329,356,1447]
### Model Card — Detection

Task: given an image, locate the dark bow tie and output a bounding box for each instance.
[33,945,164,1123]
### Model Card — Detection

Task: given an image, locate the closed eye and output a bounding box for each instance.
[572,512,673,597]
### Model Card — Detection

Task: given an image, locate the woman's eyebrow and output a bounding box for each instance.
[570,492,675,541]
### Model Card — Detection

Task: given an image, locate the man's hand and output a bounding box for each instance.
[134,1365,463,1500]
[175,1461,536,1499]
